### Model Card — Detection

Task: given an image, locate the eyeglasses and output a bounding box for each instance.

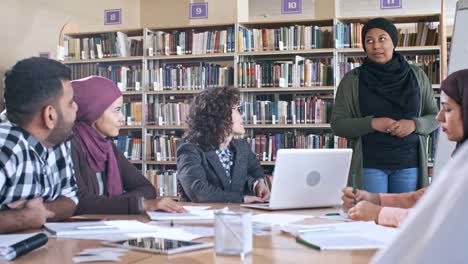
[233,104,243,114]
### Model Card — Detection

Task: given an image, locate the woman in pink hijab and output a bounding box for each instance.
[71,76,185,215]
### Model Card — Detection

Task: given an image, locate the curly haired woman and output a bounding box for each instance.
[177,87,270,203]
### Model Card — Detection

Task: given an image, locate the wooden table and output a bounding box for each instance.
[1,204,376,264]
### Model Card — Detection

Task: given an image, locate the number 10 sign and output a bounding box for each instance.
[282,0,302,14]
[190,3,208,19]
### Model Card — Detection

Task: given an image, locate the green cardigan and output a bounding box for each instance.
[331,65,440,189]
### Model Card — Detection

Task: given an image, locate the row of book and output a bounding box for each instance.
[146,28,236,56]
[337,55,440,84]
[68,63,143,91]
[240,96,333,125]
[245,132,348,162]
[146,99,190,126]
[114,135,143,160]
[123,102,142,125]
[146,169,178,197]
[407,55,441,84]
[64,32,143,60]
[145,134,183,161]
[397,23,439,47]
[336,22,439,48]
[146,61,234,91]
[237,57,333,88]
[237,25,333,52]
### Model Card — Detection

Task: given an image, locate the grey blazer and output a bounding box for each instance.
[176,139,264,203]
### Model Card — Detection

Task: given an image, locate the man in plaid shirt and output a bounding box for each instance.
[0,57,78,233]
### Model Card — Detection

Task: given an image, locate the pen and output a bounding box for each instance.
[325,213,340,216]
[3,233,48,261]
[76,225,118,230]
[352,173,357,205]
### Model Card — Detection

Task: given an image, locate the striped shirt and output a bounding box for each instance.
[0,114,78,209]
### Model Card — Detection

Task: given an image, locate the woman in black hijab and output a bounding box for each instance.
[340,69,468,227]
[332,18,439,194]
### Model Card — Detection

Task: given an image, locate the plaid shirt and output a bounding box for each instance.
[0,113,78,209]
[216,147,234,178]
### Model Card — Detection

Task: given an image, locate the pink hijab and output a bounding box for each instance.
[71,76,123,196]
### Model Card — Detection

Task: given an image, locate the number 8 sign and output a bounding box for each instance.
[190,3,208,19]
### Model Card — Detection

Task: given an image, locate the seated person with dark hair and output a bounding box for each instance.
[0,57,78,233]
[177,87,270,203]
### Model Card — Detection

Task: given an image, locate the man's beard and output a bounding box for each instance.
[45,111,73,146]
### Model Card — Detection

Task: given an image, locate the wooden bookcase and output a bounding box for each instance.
[60,0,446,195]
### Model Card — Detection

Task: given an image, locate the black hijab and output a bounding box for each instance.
[360,52,420,118]
[360,17,420,117]
[441,69,468,149]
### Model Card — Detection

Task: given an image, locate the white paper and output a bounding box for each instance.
[299,234,386,250]
[45,220,161,236]
[183,206,211,212]
[147,209,215,221]
[73,247,128,263]
[252,213,312,226]
[294,221,398,250]
[149,222,214,238]
[79,248,128,255]
[73,255,120,263]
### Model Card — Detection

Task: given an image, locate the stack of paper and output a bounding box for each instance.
[147,206,216,221]
[45,220,161,236]
[293,221,399,250]
[44,220,202,241]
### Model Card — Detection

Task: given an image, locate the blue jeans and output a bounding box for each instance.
[363,168,418,193]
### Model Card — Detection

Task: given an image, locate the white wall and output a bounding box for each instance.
[0,0,140,109]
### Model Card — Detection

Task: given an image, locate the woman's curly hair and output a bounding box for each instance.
[184,87,240,150]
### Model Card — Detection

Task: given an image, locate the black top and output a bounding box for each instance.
[359,72,419,169]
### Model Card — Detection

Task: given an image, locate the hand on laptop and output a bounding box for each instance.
[254,180,270,201]
[244,195,265,204]
[341,187,381,212]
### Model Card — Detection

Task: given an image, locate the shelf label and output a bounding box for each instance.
[104,9,122,25]
[148,47,154,57]
[381,0,402,9]
[281,0,302,14]
[190,3,208,19]
[135,82,141,91]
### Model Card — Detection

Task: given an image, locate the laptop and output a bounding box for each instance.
[242,148,352,211]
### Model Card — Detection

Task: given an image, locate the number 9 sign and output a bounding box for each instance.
[190,3,208,19]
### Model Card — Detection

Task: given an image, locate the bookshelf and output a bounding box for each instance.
[60,0,446,196]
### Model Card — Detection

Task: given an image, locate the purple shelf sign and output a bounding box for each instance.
[190,3,208,19]
[105,9,122,25]
[381,0,402,9]
[281,0,302,14]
